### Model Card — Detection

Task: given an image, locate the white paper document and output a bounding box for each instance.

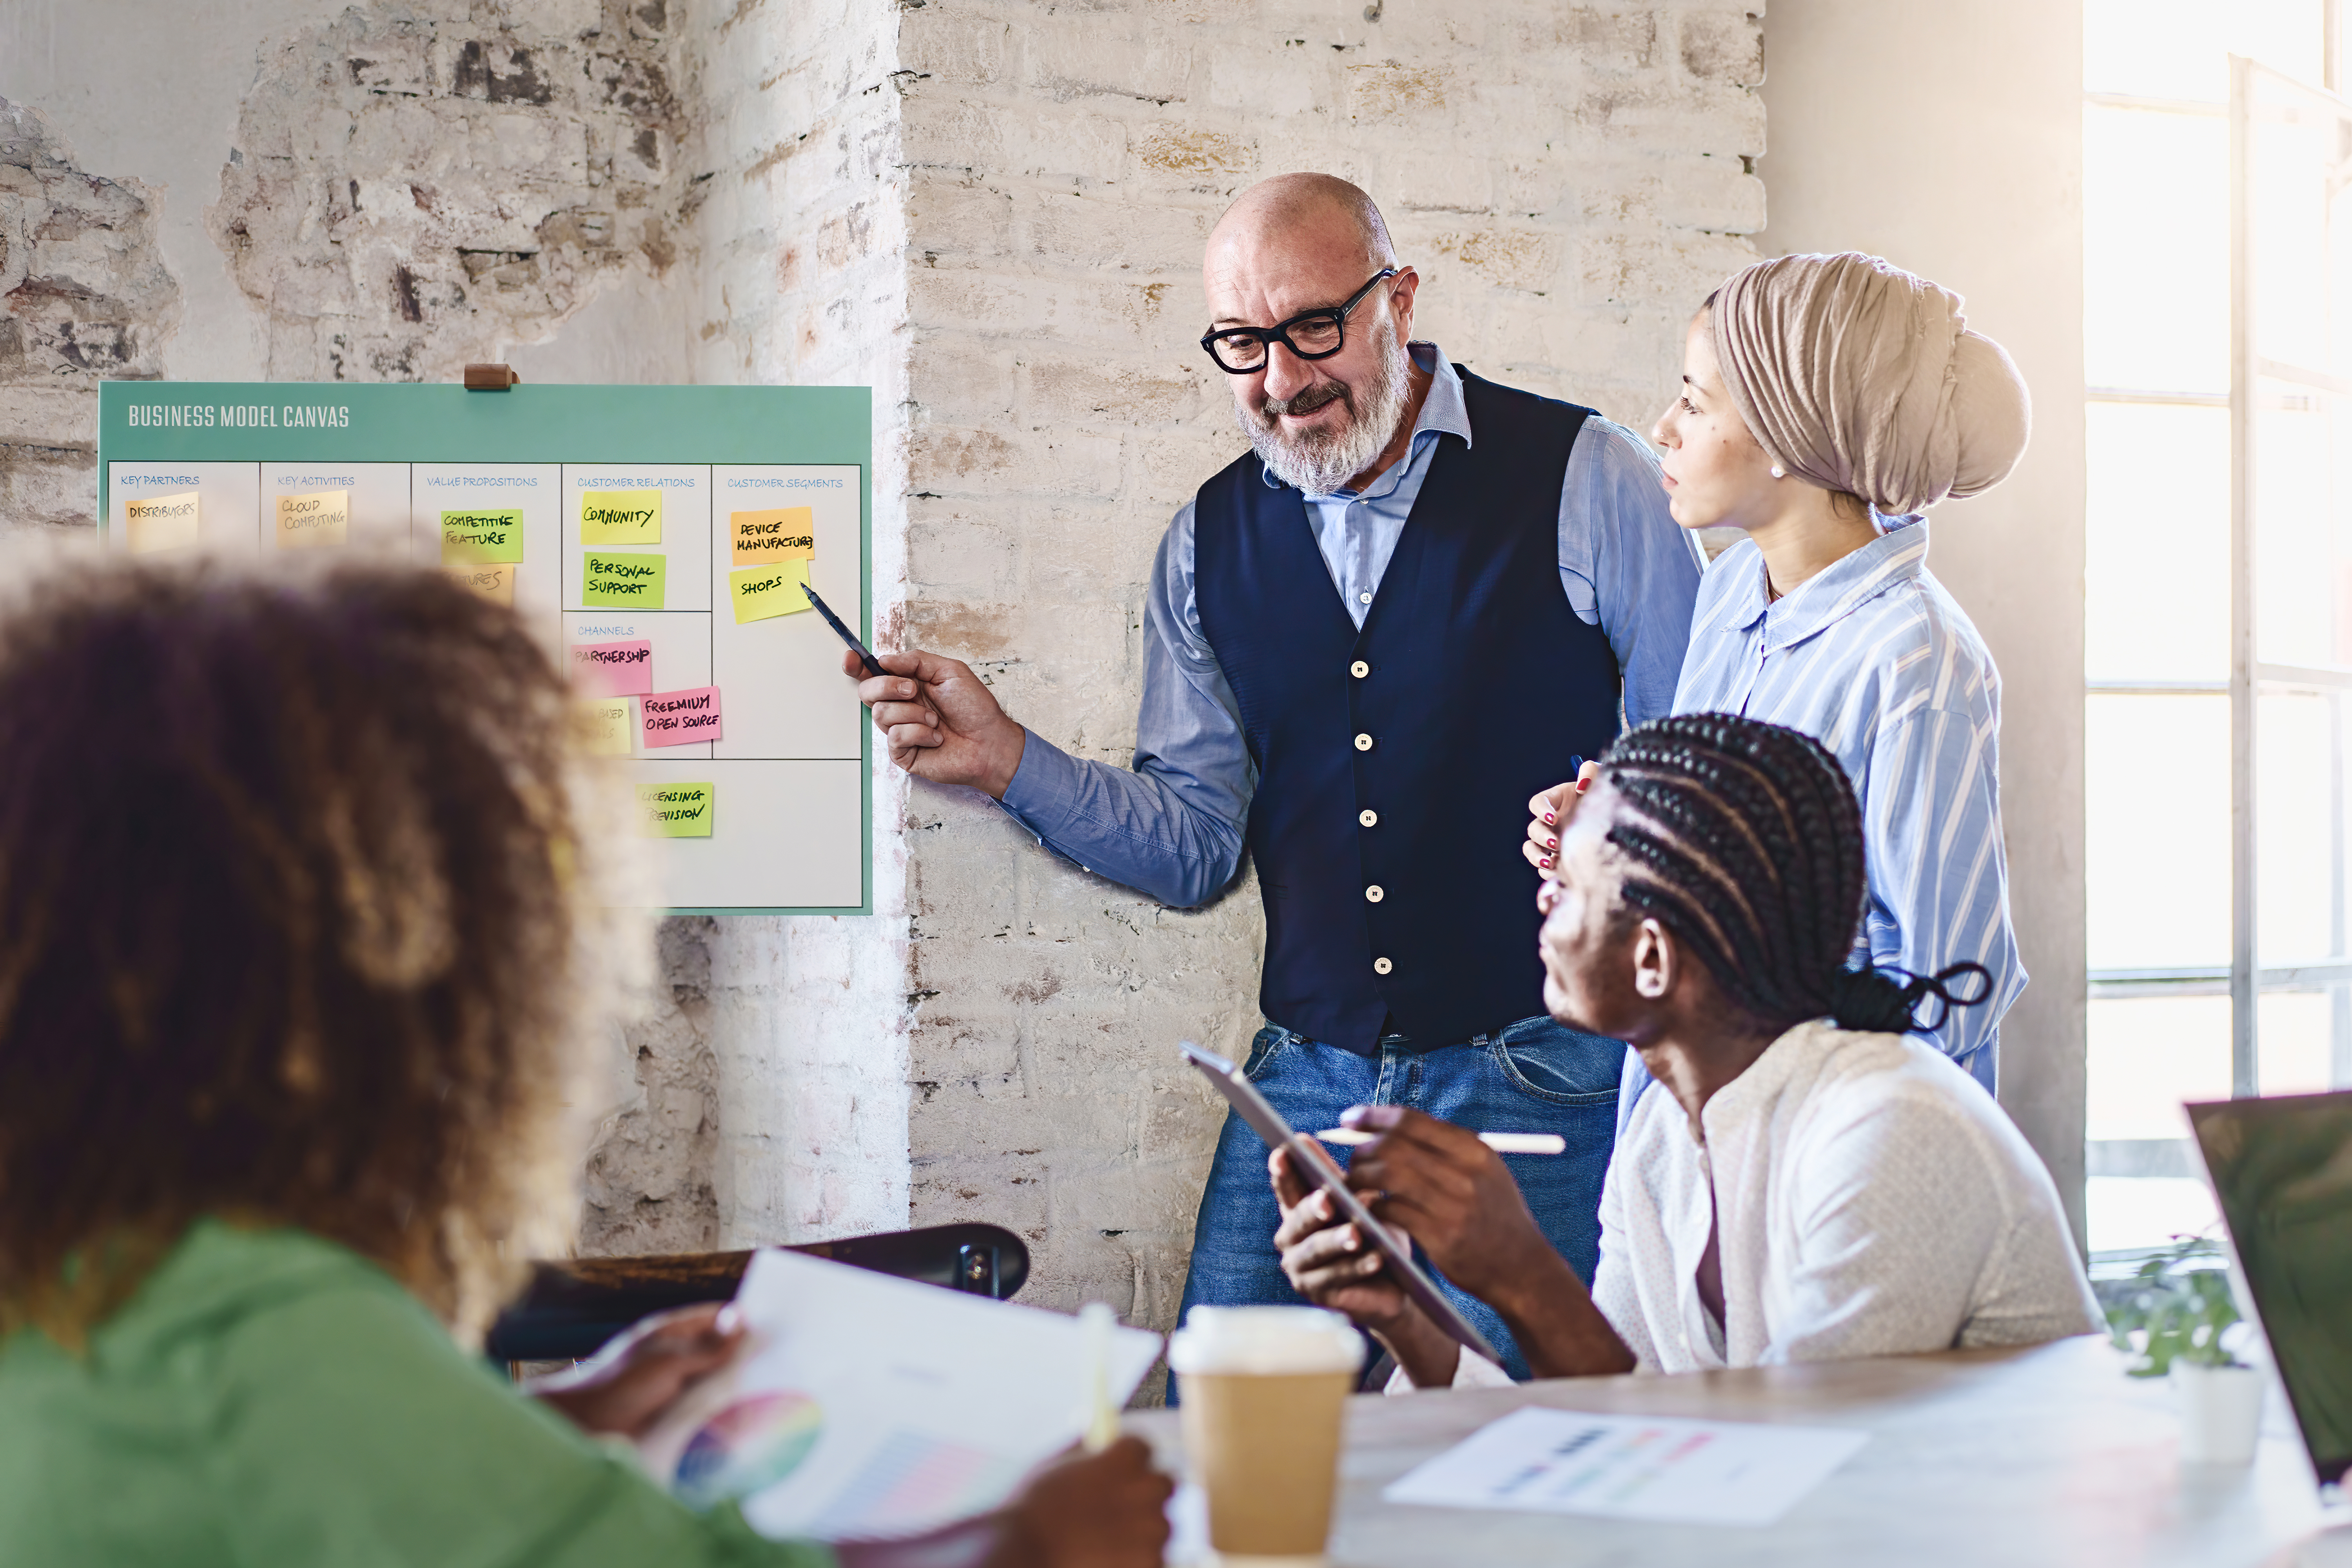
[1383,1406,1868,1528]
[635,1249,1162,1542]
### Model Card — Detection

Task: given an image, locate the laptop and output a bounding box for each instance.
[2188,1088,2352,1491]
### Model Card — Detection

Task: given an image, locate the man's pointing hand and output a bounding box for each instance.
[848,648,1028,799]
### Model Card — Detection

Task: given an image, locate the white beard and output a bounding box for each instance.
[1236,325,1412,496]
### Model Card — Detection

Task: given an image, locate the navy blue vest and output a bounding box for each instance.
[1194,373,1623,1053]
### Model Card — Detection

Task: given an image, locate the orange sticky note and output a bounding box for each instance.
[125,490,200,554]
[442,564,516,605]
[276,490,349,549]
[730,506,815,567]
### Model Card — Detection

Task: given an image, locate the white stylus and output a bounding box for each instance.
[1313,1128,1567,1155]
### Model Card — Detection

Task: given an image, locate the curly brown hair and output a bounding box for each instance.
[0,554,642,1343]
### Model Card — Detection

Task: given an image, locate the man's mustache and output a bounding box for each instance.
[1259,379,1350,421]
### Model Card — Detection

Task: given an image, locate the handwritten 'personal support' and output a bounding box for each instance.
[583,552,666,609]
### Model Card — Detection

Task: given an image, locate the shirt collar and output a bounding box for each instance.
[1258,340,1471,495]
[1713,512,1930,650]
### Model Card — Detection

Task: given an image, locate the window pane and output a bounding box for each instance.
[2087,694,2232,968]
[2257,690,2339,964]
[2085,402,2229,681]
[2087,994,2231,1140]
[2084,993,2227,1253]
[2084,106,2228,393]
[2260,988,2337,1093]
[2084,0,2323,102]
[2253,392,2342,667]
[2246,67,2352,377]
[2086,1176,2221,1253]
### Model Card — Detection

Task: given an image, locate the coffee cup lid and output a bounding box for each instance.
[1167,1305,1365,1376]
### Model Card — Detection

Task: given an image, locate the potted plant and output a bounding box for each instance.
[2098,1236,2265,1465]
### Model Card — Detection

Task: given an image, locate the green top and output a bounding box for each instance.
[0,1219,832,1568]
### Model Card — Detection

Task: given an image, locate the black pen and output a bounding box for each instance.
[803,582,888,679]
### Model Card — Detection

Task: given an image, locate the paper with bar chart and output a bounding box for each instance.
[636,1249,1162,1543]
[1383,1405,1867,1528]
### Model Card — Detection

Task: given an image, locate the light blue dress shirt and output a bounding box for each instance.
[995,342,1706,909]
[1657,514,2025,1093]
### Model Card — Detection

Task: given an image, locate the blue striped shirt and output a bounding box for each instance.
[1646,515,2023,1098]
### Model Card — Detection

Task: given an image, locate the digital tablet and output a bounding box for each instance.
[1181,1041,1502,1363]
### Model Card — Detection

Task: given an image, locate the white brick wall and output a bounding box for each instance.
[2,0,1766,1394]
[735,0,1766,1386]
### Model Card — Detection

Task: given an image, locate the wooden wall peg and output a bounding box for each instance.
[463,363,521,391]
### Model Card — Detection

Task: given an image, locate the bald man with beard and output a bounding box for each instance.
[851,174,1703,1382]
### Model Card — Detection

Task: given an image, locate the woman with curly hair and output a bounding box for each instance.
[1276,713,2099,1390]
[0,558,1167,1566]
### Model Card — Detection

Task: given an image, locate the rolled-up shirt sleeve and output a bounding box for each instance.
[995,504,1254,908]
[1559,419,1705,730]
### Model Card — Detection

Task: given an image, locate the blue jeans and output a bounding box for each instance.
[1176,1016,1624,1384]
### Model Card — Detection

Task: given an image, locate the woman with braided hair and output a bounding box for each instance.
[1273,713,2098,1387]
[1526,252,2030,1098]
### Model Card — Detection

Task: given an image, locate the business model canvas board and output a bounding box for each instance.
[97,382,873,915]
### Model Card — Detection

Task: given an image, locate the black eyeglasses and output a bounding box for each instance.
[1199,268,1398,374]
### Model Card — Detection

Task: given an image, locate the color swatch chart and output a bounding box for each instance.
[102,452,862,912]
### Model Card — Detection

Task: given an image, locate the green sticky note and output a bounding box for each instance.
[441,508,525,564]
[583,551,665,608]
[638,781,714,837]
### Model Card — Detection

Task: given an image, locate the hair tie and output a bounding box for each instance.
[1826,960,1993,1035]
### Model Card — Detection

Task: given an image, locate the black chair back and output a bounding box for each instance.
[485,1221,1029,1363]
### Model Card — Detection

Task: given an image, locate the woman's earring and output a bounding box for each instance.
[1769,464,1785,479]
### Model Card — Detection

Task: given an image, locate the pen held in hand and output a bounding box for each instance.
[1314,1128,1567,1155]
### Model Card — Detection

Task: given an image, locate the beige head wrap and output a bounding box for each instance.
[1707,252,2031,515]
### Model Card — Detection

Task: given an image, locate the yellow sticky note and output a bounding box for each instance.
[442,564,516,605]
[579,697,634,757]
[579,489,662,546]
[729,560,813,624]
[730,506,815,567]
[441,508,525,564]
[125,490,200,554]
[637,781,715,838]
[276,490,349,549]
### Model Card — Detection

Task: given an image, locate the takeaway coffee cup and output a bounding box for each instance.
[1168,1305,1364,1565]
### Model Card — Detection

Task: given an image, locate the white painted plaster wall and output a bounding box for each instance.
[1757,0,2091,1245]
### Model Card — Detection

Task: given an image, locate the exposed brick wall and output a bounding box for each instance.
[210,0,701,382]
[3,2,1766,1384]
[875,0,1764,1387]
[0,98,178,535]
[685,0,918,1249]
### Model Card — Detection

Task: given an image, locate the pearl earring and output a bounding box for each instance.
[1769,464,1785,479]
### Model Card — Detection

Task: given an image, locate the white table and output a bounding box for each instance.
[1128,1337,2350,1566]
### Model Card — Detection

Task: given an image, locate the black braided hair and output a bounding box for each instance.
[1597,713,1991,1035]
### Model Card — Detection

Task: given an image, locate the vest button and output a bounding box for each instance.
[1349,660,1368,678]
[1373,956,1393,975]
[1359,808,1377,828]
[1365,885,1384,903]
[1354,732,1373,751]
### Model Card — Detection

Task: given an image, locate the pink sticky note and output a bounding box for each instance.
[641,685,722,747]
[569,638,654,697]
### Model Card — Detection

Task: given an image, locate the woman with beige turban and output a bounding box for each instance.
[1527,250,2032,1097]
